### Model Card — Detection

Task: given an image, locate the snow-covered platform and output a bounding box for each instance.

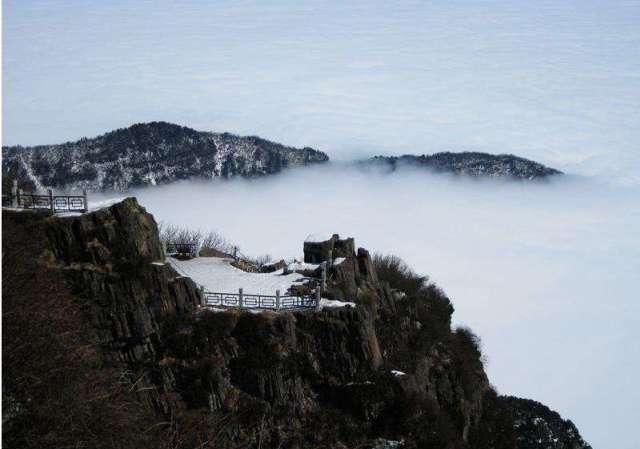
[167,256,307,296]
[166,256,355,311]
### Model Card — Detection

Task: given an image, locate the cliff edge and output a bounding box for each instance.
[2,199,591,449]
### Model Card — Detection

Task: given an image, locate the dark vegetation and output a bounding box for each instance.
[2,121,329,191]
[372,253,427,296]
[367,152,562,180]
[2,122,563,194]
[372,253,455,368]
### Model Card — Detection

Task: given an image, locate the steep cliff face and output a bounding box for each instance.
[2,200,590,449]
[2,204,183,448]
[2,122,329,192]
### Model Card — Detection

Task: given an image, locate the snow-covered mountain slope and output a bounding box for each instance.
[367,152,562,180]
[2,122,329,191]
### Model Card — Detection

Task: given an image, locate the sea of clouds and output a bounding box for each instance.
[96,164,639,449]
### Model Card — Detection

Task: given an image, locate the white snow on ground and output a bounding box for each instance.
[319,298,355,309]
[1,207,35,213]
[54,197,128,217]
[88,197,126,212]
[287,261,320,271]
[305,233,334,243]
[168,256,308,295]
[391,370,406,377]
[198,306,267,315]
[333,257,346,265]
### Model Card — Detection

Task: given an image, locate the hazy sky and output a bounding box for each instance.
[3,0,640,183]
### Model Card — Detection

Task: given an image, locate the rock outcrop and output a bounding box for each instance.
[2,200,591,449]
[43,199,201,367]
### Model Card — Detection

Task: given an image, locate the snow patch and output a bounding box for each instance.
[287,261,320,271]
[319,298,356,309]
[391,370,406,377]
[167,256,307,295]
[88,197,127,212]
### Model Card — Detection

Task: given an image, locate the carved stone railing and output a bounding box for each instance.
[3,181,88,213]
[202,288,319,310]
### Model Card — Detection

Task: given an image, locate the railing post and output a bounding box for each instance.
[315,288,321,311]
[321,262,327,291]
[238,288,243,308]
[276,290,281,309]
[199,286,205,307]
[48,189,54,212]
[11,180,18,207]
[82,189,88,213]
[18,188,23,208]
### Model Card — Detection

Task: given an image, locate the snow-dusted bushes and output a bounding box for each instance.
[158,222,231,256]
[157,222,272,268]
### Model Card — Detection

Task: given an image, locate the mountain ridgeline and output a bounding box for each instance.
[1,122,329,191]
[366,153,562,180]
[2,122,562,192]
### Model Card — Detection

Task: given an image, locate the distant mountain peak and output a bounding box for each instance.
[2,122,329,192]
[367,152,562,180]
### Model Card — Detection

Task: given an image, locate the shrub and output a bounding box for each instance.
[157,222,275,271]
[157,222,235,256]
[453,326,483,359]
[373,253,427,296]
[450,326,486,396]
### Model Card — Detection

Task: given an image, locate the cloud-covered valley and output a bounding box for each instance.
[97,164,640,449]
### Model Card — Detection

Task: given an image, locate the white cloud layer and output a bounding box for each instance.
[96,165,640,449]
[3,0,640,182]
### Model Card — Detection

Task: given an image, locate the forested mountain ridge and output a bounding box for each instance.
[366,153,562,180]
[3,122,563,193]
[2,122,329,191]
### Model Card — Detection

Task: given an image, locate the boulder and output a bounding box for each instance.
[303,233,356,263]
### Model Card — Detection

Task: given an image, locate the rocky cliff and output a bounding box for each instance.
[2,122,329,192]
[366,153,562,180]
[2,200,590,449]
